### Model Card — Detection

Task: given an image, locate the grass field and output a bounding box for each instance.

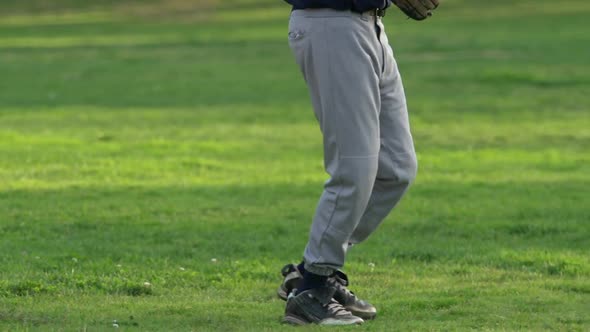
[1,0,589,330]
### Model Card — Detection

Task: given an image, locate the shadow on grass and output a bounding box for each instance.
[0,37,298,109]
[1,180,588,270]
[0,180,588,300]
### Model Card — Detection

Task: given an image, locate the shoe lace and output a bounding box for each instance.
[325,299,351,316]
[332,278,358,301]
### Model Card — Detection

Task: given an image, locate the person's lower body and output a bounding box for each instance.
[282,8,418,325]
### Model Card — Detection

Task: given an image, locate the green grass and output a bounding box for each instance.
[1,0,589,330]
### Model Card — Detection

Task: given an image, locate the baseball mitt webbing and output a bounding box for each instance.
[392,0,440,21]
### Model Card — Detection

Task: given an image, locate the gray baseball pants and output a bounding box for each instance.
[288,9,418,276]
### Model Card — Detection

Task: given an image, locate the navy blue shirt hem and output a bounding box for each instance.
[284,0,390,13]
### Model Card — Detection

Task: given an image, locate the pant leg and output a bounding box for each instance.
[288,10,384,276]
[349,19,418,245]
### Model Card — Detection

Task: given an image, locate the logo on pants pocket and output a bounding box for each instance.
[288,30,305,41]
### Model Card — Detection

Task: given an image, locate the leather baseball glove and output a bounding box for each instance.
[391,0,440,21]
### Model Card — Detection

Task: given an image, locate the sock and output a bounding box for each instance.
[296,270,328,295]
[297,261,305,274]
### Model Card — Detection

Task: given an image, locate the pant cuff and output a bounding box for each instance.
[304,263,335,276]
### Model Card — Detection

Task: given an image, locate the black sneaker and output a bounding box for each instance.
[282,287,364,326]
[277,264,302,301]
[329,270,377,320]
[277,264,377,320]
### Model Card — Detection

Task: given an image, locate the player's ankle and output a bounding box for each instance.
[296,271,328,295]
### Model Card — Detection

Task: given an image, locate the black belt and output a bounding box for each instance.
[357,8,387,17]
[292,7,387,18]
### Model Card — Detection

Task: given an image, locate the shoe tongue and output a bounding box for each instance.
[333,270,349,287]
[310,286,337,305]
